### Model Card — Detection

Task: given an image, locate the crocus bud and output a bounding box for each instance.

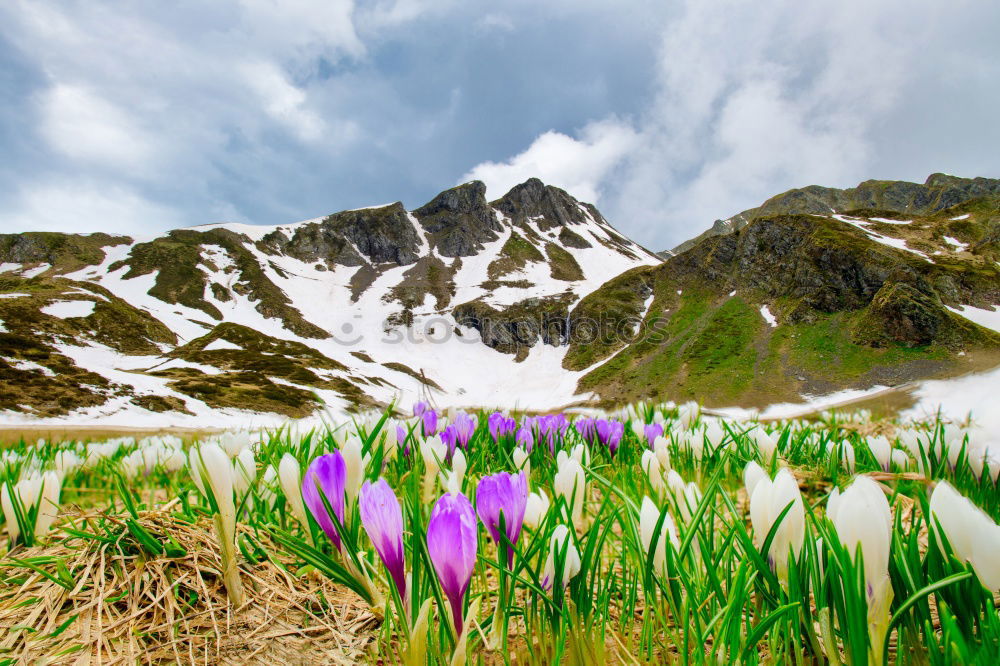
[929,481,1000,592]
[641,450,666,494]
[542,524,581,592]
[342,436,365,506]
[523,489,550,529]
[748,467,804,582]
[827,476,892,660]
[427,492,478,634]
[512,447,530,481]
[652,435,671,471]
[189,443,242,605]
[278,453,309,528]
[359,479,407,601]
[743,460,767,498]
[554,456,586,529]
[233,447,256,500]
[302,452,348,551]
[639,496,678,579]
[476,471,528,567]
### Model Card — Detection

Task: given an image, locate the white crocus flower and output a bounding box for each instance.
[554,455,586,529]
[542,525,581,592]
[232,447,256,500]
[652,435,671,472]
[512,447,531,481]
[748,467,805,582]
[2,472,62,543]
[278,453,309,528]
[929,481,1000,592]
[743,460,767,498]
[189,442,243,605]
[441,448,467,494]
[420,435,447,502]
[341,436,365,506]
[827,476,892,662]
[639,496,679,579]
[641,450,666,495]
[868,436,893,471]
[524,489,550,529]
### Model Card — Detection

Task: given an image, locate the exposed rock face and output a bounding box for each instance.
[413,181,503,257]
[453,295,573,361]
[0,232,131,273]
[261,203,420,267]
[493,177,591,230]
[671,173,1000,254]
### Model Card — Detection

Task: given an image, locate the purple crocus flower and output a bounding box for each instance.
[440,425,458,462]
[575,417,597,443]
[596,419,625,457]
[488,412,516,442]
[422,409,438,437]
[427,492,478,635]
[359,479,406,601]
[453,412,477,448]
[413,401,430,417]
[302,452,347,550]
[395,424,410,458]
[476,471,528,567]
[644,423,664,449]
[515,425,534,453]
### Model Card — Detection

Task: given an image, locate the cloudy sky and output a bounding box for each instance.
[2,0,998,250]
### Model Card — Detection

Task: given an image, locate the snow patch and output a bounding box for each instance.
[951,214,971,220]
[203,338,242,351]
[829,214,931,262]
[947,304,1000,334]
[41,300,97,318]
[0,263,20,273]
[869,217,911,225]
[7,358,55,376]
[759,305,777,327]
[0,293,30,299]
[22,264,51,278]
[942,236,969,252]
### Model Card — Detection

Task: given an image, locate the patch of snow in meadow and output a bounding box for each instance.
[8,358,54,376]
[902,364,1000,433]
[869,217,911,224]
[0,293,29,299]
[947,304,1000,333]
[951,214,971,220]
[828,214,931,262]
[942,236,969,252]
[712,385,894,421]
[203,338,242,351]
[0,263,20,273]
[21,264,51,278]
[96,266,211,343]
[0,319,5,332]
[759,305,777,327]
[40,300,97,319]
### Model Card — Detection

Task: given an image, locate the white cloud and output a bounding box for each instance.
[461,119,639,203]
[7,181,183,236]
[240,61,326,142]
[461,0,1000,250]
[41,84,156,171]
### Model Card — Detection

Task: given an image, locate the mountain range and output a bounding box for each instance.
[1,174,998,424]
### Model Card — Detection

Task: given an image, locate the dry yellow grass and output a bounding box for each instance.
[0,506,380,665]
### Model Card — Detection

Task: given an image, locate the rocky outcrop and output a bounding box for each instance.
[493,177,590,230]
[261,203,420,268]
[413,181,503,257]
[671,174,1000,254]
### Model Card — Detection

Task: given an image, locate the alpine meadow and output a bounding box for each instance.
[2,1,1000,664]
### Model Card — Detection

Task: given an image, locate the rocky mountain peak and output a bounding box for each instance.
[413,180,503,257]
[493,178,590,230]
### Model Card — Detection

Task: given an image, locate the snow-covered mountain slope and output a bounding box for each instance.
[0,178,661,425]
